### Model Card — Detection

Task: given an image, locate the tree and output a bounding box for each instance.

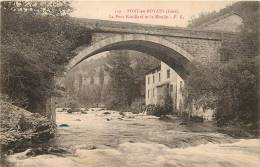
[184,2,259,133]
[106,50,135,109]
[0,1,91,113]
[1,1,73,17]
[99,67,105,86]
[131,51,160,98]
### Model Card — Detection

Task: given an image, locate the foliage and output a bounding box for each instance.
[0,1,91,113]
[188,11,217,28]
[82,84,102,107]
[143,104,166,117]
[1,1,73,16]
[163,93,174,114]
[184,2,259,133]
[188,2,259,28]
[1,100,56,152]
[0,93,29,108]
[104,50,135,109]
[65,97,80,109]
[129,98,145,114]
[130,51,160,98]
[143,104,161,116]
[103,50,159,109]
[144,94,173,117]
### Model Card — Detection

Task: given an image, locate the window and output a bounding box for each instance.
[152,88,155,97]
[153,75,155,83]
[148,89,150,98]
[158,73,161,82]
[170,84,173,92]
[147,77,150,85]
[180,81,183,89]
[167,69,170,78]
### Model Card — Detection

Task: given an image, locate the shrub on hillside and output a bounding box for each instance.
[143,104,170,117]
[162,93,174,114]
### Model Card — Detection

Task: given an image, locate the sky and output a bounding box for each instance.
[71,1,234,27]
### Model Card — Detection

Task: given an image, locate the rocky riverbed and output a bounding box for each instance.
[0,102,56,153]
[3,110,260,167]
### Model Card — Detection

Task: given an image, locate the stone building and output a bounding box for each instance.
[145,62,184,111]
[145,62,214,120]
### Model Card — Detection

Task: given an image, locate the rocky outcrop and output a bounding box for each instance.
[0,101,56,152]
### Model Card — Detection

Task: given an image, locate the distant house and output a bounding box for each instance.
[145,62,184,111]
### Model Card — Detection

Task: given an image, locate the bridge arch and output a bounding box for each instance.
[67,34,195,79]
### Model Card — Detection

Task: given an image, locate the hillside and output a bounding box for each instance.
[188,2,257,28]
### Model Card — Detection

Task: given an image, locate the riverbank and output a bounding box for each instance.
[0,101,56,154]
[159,114,259,139]
[118,105,259,138]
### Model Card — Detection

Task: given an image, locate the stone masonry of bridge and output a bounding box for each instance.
[74,19,235,61]
[66,18,237,81]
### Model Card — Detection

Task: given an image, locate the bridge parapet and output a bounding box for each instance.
[73,18,236,41]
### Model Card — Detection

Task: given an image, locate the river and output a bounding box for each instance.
[6,110,260,167]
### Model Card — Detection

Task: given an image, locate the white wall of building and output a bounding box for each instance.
[145,62,184,111]
[145,62,214,120]
[145,68,160,105]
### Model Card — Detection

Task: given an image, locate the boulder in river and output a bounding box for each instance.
[88,145,97,150]
[179,122,188,125]
[81,111,88,114]
[67,109,73,113]
[159,115,173,121]
[59,124,69,127]
[119,112,125,116]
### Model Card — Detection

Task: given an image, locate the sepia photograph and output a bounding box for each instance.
[0,1,259,167]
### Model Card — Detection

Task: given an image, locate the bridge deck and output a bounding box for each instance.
[73,18,236,40]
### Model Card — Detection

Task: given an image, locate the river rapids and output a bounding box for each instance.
[6,110,260,167]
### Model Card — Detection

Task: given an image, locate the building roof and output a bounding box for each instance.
[145,65,161,75]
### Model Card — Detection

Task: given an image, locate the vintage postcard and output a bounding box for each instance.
[1,1,259,167]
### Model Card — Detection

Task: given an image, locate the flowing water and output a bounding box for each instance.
[6,110,260,167]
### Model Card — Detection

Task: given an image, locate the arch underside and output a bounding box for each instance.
[68,34,195,79]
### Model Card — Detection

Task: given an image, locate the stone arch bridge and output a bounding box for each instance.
[67,19,236,79]
[50,19,236,121]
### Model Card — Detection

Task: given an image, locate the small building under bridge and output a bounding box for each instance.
[145,62,214,121]
[145,62,184,111]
